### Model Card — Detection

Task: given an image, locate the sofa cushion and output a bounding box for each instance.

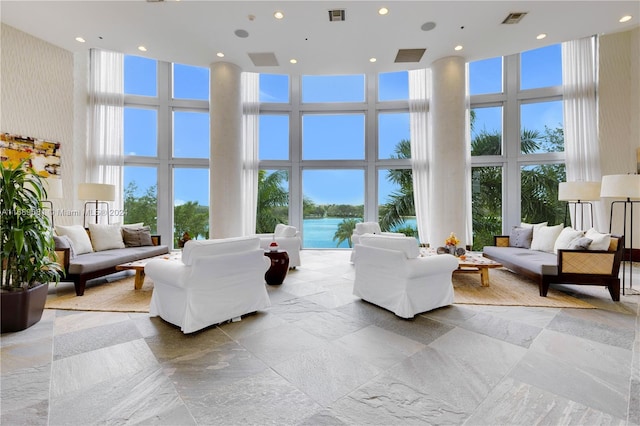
[530,224,564,253]
[88,223,125,251]
[359,235,420,259]
[483,246,558,276]
[553,227,584,253]
[55,224,94,255]
[54,235,76,259]
[67,245,169,275]
[585,228,611,251]
[182,236,260,266]
[509,226,533,248]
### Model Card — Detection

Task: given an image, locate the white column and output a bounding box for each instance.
[428,56,469,248]
[210,62,243,238]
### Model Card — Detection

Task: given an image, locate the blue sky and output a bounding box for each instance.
[124,43,562,207]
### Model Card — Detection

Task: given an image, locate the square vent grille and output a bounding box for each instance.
[502,12,527,24]
[328,9,346,22]
[394,48,426,63]
[248,52,279,67]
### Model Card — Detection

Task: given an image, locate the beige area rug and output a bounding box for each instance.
[453,268,595,309]
[45,275,153,313]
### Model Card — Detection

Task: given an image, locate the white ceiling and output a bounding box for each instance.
[2,1,638,74]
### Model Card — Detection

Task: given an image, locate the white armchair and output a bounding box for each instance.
[353,235,459,319]
[145,236,271,334]
[256,224,302,268]
[350,222,405,262]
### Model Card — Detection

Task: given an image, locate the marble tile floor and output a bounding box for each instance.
[1,250,639,426]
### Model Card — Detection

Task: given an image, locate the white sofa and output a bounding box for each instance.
[350,222,405,262]
[144,236,271,334]
[353,235,459,318]
[256,224,302,268]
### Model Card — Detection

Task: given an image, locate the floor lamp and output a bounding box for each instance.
[78,183,116,228]
[601,174,640,295]
[42,178,64,227]
[558,181,601,231]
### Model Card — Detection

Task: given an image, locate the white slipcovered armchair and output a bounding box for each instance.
[350,221,406,262]
[256,223,302,268]
[353,235,459,318]
[145,236,271,334]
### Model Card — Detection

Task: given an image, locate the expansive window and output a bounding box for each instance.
[469,44,564,249]
[124,56,209,248]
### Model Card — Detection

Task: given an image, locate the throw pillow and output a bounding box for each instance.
[520,221,548,230]
[553,227,584,253]
[509,226,533,248]
[585,228,611,251]
[55,224,94,255]
[122,226,153,247]
[568,236,593,250]
[274,223,297,238]
[53,235,76,259]
[355,222,382,235]
[530,223,564,253]
[88,223,125,251]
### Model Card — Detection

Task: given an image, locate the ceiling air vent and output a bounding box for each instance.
[502,12,527,24]
[328,9,346,22]
[394,48,426,63]
[248,52,279,67]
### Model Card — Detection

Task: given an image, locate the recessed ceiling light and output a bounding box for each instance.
[536,33,547,40]
[454,45,463,51]
[369,57,377,62]
[290,59,297,64]
[619,15,632,23]
[138,45,147,52]
[75,37,85,43]
[378,7,389,15]
[216,52,225,58]
[274,11,284,19]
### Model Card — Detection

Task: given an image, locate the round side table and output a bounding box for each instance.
[264,250,289,285]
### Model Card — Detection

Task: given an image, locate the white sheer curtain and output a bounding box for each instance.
[463,64,473,246]
[241,72,260,235]
[408,69,431,245]
[87,49,124,214]
[562,36,601,229]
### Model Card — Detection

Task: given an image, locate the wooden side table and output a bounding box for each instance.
[264,250,289,285]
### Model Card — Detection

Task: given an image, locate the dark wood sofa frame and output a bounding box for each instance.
[55,235,164,297]
[485,235,624,301]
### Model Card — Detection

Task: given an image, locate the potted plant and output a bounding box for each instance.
[1,160,63,333]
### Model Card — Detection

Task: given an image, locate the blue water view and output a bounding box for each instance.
[303,217,417,249]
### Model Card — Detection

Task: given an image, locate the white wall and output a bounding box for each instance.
[598,27,640,248]
[1,24,87,225]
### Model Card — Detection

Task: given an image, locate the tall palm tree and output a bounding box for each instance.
[333,218,360,248]
[256,169,289,233]
[379,139,416,232]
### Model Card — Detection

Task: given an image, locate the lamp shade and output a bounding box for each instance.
[78,183,116,201]
[44,178,64,199]
[558,181,601,201]
[600,174,640,200]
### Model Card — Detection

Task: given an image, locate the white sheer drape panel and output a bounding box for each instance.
[241,72,260,236]
[87,49,124,215]
[562,36,602,229]
[464,63,473,246]
[408,68,431,245]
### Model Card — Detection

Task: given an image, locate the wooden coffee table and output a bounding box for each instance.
[454,253,502,287]
[115,252,181,290]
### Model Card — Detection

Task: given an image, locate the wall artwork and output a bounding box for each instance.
[0,132,61,177]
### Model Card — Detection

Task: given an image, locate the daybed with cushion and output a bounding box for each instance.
[144,236,271,334]
[353,234,459,318]
[54,223,169,296]
[483,222,624,301]
[256,223,302,268]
